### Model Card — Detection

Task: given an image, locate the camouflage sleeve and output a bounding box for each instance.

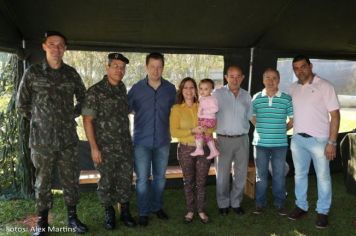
[16,68,33,119]
[82,87,97,118]
[73,71,87,117]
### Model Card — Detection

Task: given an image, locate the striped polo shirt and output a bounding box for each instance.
[252,89,293,147]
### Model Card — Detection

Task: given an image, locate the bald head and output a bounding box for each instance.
[226,65,243,75]
[224,65,245,92]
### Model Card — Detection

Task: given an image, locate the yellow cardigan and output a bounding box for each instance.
[170,102,213,144]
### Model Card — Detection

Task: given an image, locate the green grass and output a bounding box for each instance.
[0,173,355,236]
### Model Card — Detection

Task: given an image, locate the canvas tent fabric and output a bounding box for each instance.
[0,0,355,58]
[0,0,355,198]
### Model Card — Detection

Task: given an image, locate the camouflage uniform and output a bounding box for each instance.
[16,60,86,212]
[82,75,133,206]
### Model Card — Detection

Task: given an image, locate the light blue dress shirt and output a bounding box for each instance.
[213,85,252,135]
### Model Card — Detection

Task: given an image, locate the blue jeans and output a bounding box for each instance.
[254,146,287,208]
[290,134,331,214]
[134,145,170,216]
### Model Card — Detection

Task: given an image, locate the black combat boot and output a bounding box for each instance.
[104,205,116,230]
[120,202,136,227]
[67,205,88,234]
[32,209,49,236]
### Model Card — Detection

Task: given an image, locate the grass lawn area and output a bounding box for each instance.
[0,173,355,236]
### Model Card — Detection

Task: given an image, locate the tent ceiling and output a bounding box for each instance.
[0,0,355,56]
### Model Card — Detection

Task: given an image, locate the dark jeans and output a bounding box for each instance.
[134,145,170,216]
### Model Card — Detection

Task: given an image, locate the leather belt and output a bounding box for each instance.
[217,134,246,138]
[298,133,313,138]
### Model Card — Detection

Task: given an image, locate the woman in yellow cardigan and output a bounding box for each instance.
[170,77,212,224]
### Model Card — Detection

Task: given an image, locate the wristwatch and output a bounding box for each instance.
[327,140,337,146]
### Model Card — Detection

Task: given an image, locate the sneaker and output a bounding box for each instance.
[277,207,288,216]
[288,206,308,220]
[315,214,328,229]
[253,207,264,215]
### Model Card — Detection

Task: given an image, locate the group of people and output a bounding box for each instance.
[16,31,340,235]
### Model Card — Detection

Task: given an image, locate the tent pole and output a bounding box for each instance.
[21,39,26,70]
[248,47,254,93]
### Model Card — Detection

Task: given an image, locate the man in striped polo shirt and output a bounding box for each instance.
[251,68,293,215]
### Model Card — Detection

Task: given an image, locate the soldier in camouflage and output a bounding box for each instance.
[82,53,136,230]
[16,31,88,236]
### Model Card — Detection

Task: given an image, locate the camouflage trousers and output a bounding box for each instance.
[31,145,80,212]
[96,146,133,207]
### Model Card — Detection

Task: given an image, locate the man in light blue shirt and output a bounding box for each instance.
[128,52,176,227]
[213,65,252,216]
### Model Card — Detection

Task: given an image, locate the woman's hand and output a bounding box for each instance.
[191,126,206,134]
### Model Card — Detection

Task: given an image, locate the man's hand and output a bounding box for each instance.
[325,144,336,160]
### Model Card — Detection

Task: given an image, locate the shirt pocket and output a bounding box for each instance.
[32,80,52,107]
[58,82,75,97]
[32,80,51,94]
[102,99,117,116]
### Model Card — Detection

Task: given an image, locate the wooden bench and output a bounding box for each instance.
[79,162,256,199]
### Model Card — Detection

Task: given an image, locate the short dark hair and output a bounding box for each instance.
[292,55,311,65]
[146,52,164,66]
[176,77,198,104]
[199,78,215,89]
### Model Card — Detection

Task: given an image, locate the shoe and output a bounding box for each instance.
[277,207,288,216]
[67,205,89,234]
[288,206,308,220]
[138,216,149,227]
[104,206,116,230]
[120,202,136,227]
[32,209,49,236]
[218,208,229,215]
[232,207,245,215]
[315,214,328,229]
[198,212,209,224]
[253,206,264,215]
[184,212,194,224]
[154,209,169,220]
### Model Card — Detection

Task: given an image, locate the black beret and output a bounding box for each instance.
[44,31,67,44]
[108,53,129,64]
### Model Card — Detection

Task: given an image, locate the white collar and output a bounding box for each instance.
[261,89,281,97]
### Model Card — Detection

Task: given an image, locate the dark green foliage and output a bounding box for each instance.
[0,55,34,199]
